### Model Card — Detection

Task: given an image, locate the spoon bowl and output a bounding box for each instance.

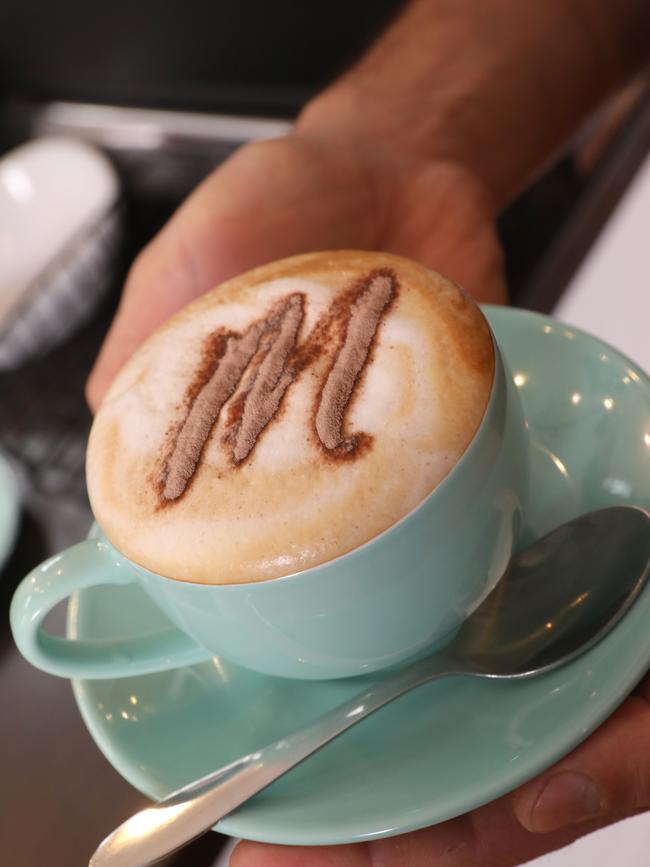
[90,505,650,866]
[449,506,650,677]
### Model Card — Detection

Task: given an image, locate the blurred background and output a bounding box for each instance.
[0,2,649,864]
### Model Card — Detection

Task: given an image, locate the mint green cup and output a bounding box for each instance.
[10,334,530,681]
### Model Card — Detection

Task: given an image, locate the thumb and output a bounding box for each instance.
[512,682,650,834]
[85,219,212,412]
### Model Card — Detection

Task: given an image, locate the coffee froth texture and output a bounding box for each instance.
[87,251,494,584]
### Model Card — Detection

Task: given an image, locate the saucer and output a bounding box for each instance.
[69,307,650,846]
[0,451,20,573]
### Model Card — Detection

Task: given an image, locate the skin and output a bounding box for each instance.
[86,0,650,863]
[85,137,504,404]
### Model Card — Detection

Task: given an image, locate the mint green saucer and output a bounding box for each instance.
[69,307,650,846]
[0,451,20,572]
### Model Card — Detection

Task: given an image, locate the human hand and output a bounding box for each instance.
[230,673,650,866]
[86,129,504,410]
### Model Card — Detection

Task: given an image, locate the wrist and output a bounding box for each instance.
[297,0,650,210]
[296,80,460,194]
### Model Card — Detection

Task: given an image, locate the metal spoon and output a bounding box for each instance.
[90,505,650,867]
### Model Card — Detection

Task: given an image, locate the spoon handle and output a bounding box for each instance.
[89,653,457,866]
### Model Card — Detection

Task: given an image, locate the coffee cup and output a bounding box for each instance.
[11,251,530,680]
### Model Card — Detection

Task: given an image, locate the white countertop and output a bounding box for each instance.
[554,153,650,374]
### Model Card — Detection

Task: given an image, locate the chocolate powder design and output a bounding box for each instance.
[162,294,304,500]
[315,273,395,451]
[161,271,397,501]
[232,294,304,463]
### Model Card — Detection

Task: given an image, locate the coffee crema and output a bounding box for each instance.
[87,251,494,584]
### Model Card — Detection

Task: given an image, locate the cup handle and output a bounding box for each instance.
[10,538,213,679]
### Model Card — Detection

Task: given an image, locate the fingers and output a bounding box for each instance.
[230,842,370,867]
[513,682,650,833]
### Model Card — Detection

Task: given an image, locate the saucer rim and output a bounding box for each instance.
[0,451,20,574]
[70,306,650,845]
[484,303,649,380]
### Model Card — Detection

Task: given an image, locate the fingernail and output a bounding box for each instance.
[526,771,602,832]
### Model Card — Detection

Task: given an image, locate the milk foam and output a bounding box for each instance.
[87,251,494,583]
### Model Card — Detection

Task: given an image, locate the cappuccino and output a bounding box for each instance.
[87,251,494,583]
